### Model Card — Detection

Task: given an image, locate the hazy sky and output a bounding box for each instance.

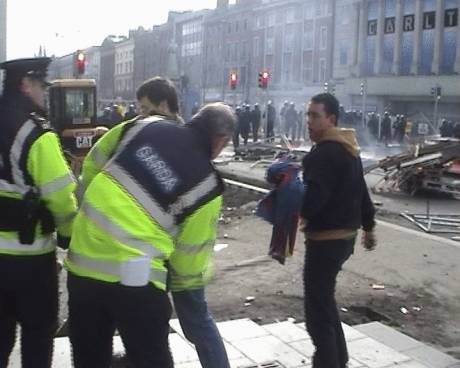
[7,0,218,59]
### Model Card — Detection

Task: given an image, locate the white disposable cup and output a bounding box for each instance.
[120,255,151,287]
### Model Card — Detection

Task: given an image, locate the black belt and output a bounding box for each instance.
[0,191,55,244]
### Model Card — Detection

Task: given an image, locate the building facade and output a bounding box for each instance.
[114,37,135,101]
[202,0,336,111]
[99,35,127,102]
[0,0,6,63]
[333,0,460,121]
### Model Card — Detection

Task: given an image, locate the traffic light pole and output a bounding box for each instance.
[361,80,367,129]
[433,95,440,131]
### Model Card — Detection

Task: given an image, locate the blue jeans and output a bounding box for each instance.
[172,288,230,368]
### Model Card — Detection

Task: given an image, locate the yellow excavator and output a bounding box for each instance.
[48,79,108,174]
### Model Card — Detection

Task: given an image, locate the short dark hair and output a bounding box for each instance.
[310,93,340,124]
[136,77,179,114]
[189,103,236,139]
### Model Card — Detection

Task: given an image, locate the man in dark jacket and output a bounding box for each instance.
[240,104,251,145]
[302,93,376,368]
[251,103,261,143]
[264,101,276,142]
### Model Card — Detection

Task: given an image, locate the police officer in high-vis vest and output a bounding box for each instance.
[65,76,236,367]
[0,58,78,368]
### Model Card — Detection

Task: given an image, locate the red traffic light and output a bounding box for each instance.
[230,72,237,89]
[258,70,269,89]
[75,51,86,76]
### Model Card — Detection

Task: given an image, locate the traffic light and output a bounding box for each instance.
[324,82,329,93]
[229,72,237,90]
[75,50,86,76]
[258,70,269,89]
[360,81,365,96]
[430,86,442,99]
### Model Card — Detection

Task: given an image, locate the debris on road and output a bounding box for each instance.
[400,307,409,315]
[400,212,460,234]
[372,284,386,290]
[214,243,229,252]
[369,138,460,198]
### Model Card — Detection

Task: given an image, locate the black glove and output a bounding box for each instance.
[57,234,71,250]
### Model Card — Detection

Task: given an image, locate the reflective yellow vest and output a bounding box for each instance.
[65,116,223,291]
[0,120,77,256]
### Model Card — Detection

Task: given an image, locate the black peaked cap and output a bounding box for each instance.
[0,57,52,85]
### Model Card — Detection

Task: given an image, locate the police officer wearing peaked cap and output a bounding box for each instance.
[0,57,78,368]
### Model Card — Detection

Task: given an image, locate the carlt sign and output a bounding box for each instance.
[368,8,458,35]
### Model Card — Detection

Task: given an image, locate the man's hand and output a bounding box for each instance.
[298,217,307,232]
[362,230,376,251]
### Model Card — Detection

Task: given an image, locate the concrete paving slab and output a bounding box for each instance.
[168,334,200,364]
[230,335,308,367]
[8,318,458,368]
[217,318,270,342]
[225,341,246,360]
[175,362,203,368]
[354,322,423,352]
[389,360,431,368]
[262,321,309,343]
[169,318,244,360]
[341,322,368,342]
[348,358,366,368]
[288,338,316,358]
[52,337,73,367]
[347,337,412,368]
[404,344,459,368]
[228,357,260,368]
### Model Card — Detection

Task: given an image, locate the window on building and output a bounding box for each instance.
[241,41,248,61]
[268,11,276,27]
[319,58,327,82]
[339,45,348,65]
[283,53,292,82]
[285,32,295,53]
[315,0,328,16]
[303,54,313,83]
[240,66,246,86]
[253,37,260,58]
[340,5,349,24]
[232,43,238,61]
[303,31,314,50]
[256,15,264,28]
[266,38,275,55]
[304,1,314,19]
[286,8,295,23]
[320,26,327,49]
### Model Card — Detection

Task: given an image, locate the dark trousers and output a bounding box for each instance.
[252,122,260,142]
[266,120,275,141]
[68,273,173,368]
[303,238,355,368]
[232,125,240,149]
[0,252,58,368]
